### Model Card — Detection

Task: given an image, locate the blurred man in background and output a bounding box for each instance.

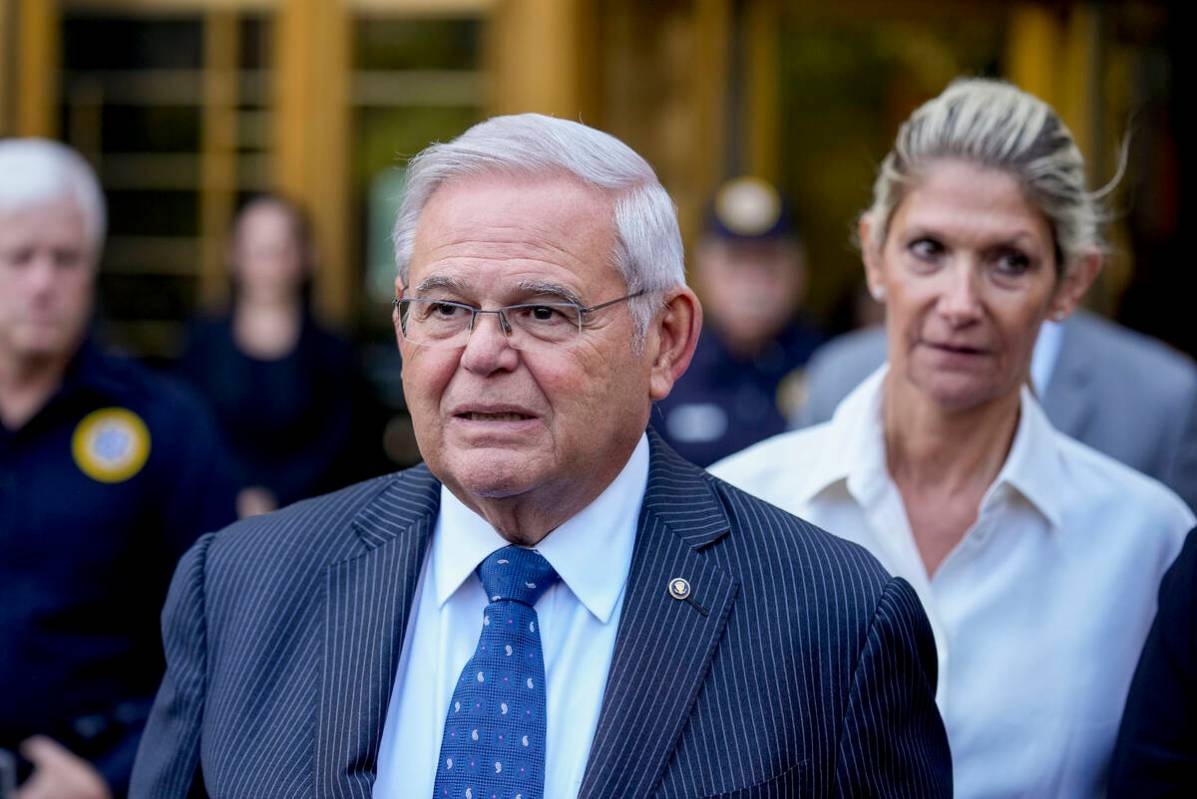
[0,139,235,798]
[655,176,824,466]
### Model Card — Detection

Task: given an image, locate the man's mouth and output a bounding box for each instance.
[458,411,535,422]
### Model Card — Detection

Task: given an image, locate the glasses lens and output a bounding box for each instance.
[397,299,586,349]
[504,303,583,345]
[400,299,471,346]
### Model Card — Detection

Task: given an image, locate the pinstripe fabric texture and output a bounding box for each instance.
[130,431,950,798]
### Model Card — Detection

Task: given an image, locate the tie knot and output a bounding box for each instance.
[478,546,559,607]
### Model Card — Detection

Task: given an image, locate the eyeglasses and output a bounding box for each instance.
[393,291,645,350]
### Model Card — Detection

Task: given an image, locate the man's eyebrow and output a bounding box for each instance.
[514,279,583,305]
[412,274,468,294]
[410,275,584,305]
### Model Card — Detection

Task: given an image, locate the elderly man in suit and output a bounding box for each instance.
[793,312,1197,509]
[130,115,951,798]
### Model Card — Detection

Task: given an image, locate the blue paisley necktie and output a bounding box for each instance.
[432,545,560,799]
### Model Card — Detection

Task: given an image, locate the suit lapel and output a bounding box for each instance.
[579,433,740,799]
[316,467,440,798]
[1043,314,1095,438]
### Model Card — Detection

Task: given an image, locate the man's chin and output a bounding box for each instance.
[6,332,78,364]
[439,448,546,500]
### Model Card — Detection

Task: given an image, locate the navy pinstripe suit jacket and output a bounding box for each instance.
[131,432,951,798]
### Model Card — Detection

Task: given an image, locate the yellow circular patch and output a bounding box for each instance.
[72,408,151,483]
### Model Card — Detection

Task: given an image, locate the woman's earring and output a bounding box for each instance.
[870,284,886,302]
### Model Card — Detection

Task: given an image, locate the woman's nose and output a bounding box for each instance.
[937,263,983,324]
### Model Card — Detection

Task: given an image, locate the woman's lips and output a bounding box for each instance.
[925,340,989,355]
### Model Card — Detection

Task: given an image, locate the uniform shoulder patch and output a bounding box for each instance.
[72,407,152,483]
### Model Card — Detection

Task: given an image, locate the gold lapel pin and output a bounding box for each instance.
[668,577,691,600]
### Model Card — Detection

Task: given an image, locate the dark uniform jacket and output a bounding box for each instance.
[655,320,824,467]
[0,339,236,795]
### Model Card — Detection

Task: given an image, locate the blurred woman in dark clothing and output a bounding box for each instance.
[177,196,371,517]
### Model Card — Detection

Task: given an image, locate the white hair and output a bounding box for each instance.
[392,113,685,338]
[864,78,1104,275]
[0,138,106,253]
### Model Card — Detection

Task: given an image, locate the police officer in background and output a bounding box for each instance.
[0,139,235,798]
[655,176,824,466]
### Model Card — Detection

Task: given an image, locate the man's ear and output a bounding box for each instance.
[648,286,702,402]
[1048,249,1102,321]
[393,275,406,352]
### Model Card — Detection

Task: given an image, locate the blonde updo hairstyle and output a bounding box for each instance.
[863,78,1106,277]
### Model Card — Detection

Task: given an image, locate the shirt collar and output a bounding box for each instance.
[984,386,1065,531]
[798,364,1064,531]
[793,365,890,508]
[433,433,649,623]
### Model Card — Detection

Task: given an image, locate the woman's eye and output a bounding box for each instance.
[909,238,942,260]
[995,251,1032,275]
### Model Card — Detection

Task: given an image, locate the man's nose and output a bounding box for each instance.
[25,255,59,293]
[460,311,520,374]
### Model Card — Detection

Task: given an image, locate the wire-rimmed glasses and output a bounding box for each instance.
[393,291,644,350]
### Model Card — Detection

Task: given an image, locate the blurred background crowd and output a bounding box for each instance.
[1,0,1193,474]
[2,0,1195,796]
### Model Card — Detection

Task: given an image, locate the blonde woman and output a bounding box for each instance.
[713,78,1195,797]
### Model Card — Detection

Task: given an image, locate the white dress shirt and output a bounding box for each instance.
[374,434,648,799]
[712,369,1194,798]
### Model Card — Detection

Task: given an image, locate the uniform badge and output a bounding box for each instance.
[72,407,151,483]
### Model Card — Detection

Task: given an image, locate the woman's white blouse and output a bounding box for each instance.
[711,367,1195,798]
